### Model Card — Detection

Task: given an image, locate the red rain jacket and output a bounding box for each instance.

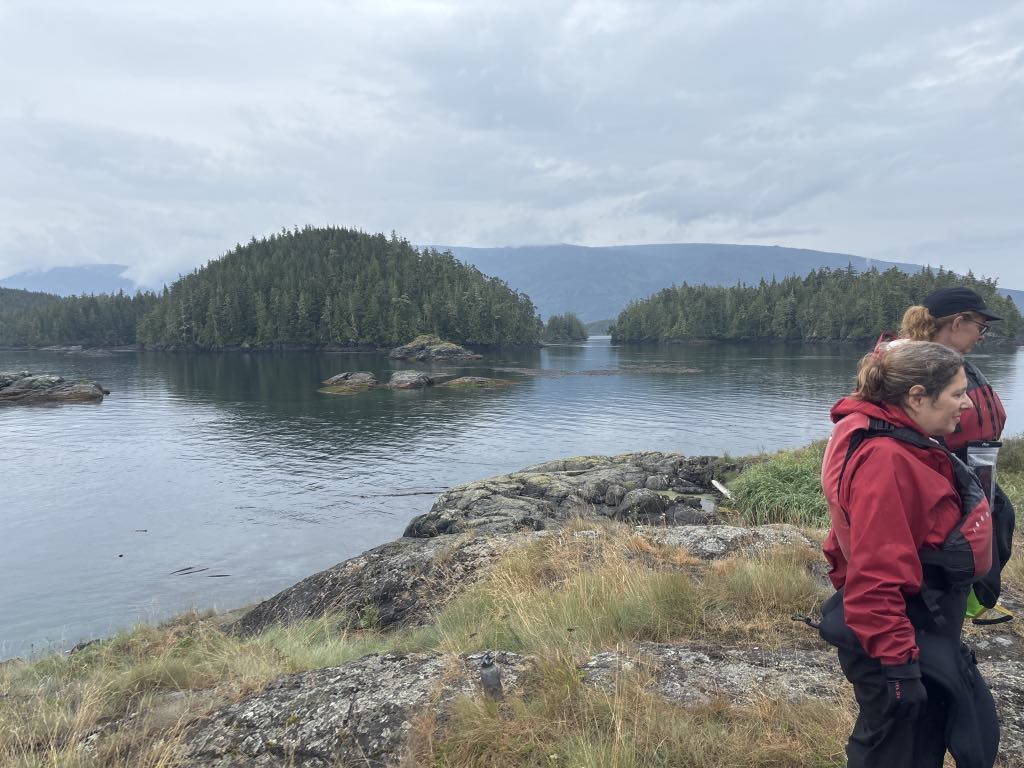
[821,398,966,665]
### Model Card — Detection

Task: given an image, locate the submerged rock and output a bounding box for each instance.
[440,376,513,388]
[389,335,482,362]
[403,452,735,537]
[0,371,108,404]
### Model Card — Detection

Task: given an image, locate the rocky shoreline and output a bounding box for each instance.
[166,451,1023,766]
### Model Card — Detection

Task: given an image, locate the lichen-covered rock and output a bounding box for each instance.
[582,643,845,706]
[387,371,434,390]
[388,335,482,362]
[404,452,734,538]
[179,651,528,768]
[641,523,815,559]
[231,533,533,636]
[0,371,108,404]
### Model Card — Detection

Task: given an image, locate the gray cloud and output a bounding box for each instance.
[1,0,1022,288]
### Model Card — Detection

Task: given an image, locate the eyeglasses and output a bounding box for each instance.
[965,318,991,336]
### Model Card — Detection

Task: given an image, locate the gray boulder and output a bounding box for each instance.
[387,371,434,390]
[0,372,108,404]
[616,488,670,522]
[404,452,732,538]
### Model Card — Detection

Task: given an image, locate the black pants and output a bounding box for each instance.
[838,648,948,767]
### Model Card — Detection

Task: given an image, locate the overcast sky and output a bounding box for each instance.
[1,0,1022,288]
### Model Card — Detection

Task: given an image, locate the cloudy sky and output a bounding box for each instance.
[1,0,1022,288]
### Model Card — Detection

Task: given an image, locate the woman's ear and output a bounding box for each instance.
[904,384,927,413]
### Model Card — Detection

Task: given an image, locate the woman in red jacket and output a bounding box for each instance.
[900,286,1013,620]
[820,340,997,768]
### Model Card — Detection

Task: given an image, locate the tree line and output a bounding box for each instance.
[610,266,1022,343]
[0,289,158,348]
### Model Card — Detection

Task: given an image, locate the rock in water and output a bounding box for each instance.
[0,372,108,404]
[388,335,482,362]
[387,371,434,390]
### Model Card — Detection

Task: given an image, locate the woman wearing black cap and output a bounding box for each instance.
[900,286,1014,622]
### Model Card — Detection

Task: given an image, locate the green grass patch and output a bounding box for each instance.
[728,442,828,527]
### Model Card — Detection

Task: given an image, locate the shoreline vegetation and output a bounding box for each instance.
[3,439,1022,767]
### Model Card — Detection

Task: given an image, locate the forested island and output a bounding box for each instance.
[0,227,543,349]
[610,266,1023,343]
[542,312,588,342]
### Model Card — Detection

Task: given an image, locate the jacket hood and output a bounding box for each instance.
[829,397,925,433]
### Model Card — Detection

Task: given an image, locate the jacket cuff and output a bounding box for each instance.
[882,661,921,680]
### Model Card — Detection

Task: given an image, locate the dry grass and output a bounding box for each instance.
[430,520,829,658]
[0,612,387,767]
[407,655,853,768]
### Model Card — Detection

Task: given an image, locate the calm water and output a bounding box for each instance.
[2,339,1022,658]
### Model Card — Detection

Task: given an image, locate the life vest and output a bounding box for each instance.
[945,360,1006,457]
[831,417,993,626]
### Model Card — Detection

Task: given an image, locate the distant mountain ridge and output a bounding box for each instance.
[439,243,1023,321]
[0,264,138,296]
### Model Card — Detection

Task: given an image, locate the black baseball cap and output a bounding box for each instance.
[922,287,1002,321]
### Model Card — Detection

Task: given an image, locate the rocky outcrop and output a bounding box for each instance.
[388,335,482,362]
[179,651,529,768]
[232,523,810,636]
[0,371,109,404]
[230,533,523,637]
[403,452,737,537]
[319,371,378,395]
[176,637,1024,767]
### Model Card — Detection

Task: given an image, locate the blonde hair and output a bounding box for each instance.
[854,340,963,404]
[899,305,973,341]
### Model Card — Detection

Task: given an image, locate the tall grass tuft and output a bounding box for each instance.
[729,442,828,527]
